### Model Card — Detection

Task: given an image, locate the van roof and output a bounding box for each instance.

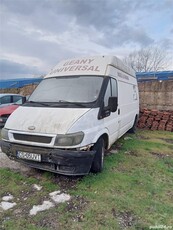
[45,56,135,78]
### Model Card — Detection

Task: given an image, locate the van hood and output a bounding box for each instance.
[5,106,90,134]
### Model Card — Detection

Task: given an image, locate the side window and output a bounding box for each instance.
[13,95,22,103]
[111,78,118,97]
[104,80,111,107]
[0,96,11,104]
[103,78,118,108]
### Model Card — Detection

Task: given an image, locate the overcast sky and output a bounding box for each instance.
[1,0,173,79]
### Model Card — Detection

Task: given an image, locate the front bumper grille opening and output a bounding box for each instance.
[13,133,52,144]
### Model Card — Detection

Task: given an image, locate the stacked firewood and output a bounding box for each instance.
[137,109,173,132]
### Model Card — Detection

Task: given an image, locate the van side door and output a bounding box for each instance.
[102,77,120,147]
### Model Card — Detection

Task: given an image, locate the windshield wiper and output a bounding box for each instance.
[58,100,87,107]
[27,101,51,106]
[25,100,87,108]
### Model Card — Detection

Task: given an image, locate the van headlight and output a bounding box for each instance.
[54,132,84,146]
[1,128,9,140]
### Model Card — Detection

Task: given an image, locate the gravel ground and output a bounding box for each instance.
[0,147,35,174]
[0,130,34,174]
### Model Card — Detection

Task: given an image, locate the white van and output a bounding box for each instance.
[1,56,139,175]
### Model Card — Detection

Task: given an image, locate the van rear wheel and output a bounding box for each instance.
[90,138,104,173]
[128,116,138,133]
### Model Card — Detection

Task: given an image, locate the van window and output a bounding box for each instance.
[29,76,103,103]
[104,78,118,107]
[111,78,118,97]
[104,81,111,107]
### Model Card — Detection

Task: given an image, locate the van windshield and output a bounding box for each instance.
[28,76,103,104]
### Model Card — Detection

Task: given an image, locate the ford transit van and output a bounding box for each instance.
[1,56,139,175]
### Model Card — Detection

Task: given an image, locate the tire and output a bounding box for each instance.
[90,138,105,173]
[128,116,138,133]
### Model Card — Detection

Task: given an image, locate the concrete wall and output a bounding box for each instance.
[138,80,173,111]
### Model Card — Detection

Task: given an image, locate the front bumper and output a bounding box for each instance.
[1,141,95,175]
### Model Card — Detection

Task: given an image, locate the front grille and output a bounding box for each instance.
[13,133,52,144]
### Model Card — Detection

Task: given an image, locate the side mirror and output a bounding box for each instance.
[108,97,118,112]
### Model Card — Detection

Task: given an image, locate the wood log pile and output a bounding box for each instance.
[137,109,173,132]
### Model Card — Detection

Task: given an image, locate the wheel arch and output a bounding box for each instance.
[128,113,139,133]
[99,133,109,150]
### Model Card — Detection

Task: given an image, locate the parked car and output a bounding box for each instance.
[0,94,25,108]
[0,98,26,127]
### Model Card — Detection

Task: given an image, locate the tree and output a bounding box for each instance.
[124,46,169,72]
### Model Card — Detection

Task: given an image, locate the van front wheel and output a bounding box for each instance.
[90,138,104,173]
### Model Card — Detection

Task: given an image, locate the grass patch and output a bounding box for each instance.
[0,130,173,229]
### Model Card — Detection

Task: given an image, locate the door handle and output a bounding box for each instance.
[118,109,120,115]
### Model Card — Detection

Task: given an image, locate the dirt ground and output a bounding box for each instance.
[0,127,42,176]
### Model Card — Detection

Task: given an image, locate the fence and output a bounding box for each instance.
[136,71,173,82]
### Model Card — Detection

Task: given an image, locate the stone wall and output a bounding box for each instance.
[138,80,173,111]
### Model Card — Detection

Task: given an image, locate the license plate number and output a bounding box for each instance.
[17,151,41,162]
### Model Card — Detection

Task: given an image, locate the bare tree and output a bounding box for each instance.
[124,46,169,72]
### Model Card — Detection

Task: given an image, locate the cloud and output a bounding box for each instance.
[1,0,153,45]
[0,59,43,79]
[1,0,173,78]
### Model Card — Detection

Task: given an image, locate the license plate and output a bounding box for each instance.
[17,151,41,162]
